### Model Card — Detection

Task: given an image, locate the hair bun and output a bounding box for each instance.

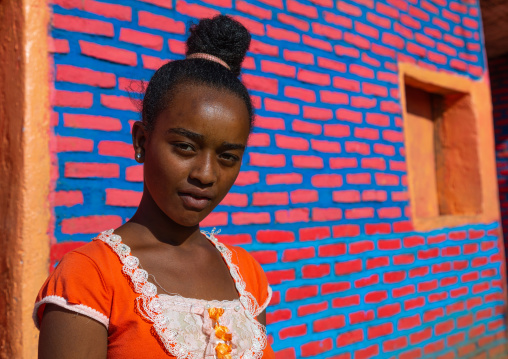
[186,15,251,77]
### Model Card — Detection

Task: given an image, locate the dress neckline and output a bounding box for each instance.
[94,229,268,359]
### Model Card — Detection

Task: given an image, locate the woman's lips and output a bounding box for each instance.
[178,193,211,211]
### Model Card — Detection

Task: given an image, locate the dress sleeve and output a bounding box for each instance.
[33,251,111,330]
[229,245,272,317]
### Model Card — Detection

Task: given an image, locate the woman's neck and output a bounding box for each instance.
[126,187,202,248]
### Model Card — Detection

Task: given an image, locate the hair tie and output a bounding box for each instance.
[186,52,231,70]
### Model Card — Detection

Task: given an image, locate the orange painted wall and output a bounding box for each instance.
[0,0,51,357]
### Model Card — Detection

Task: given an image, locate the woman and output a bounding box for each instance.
[34,15,275,359]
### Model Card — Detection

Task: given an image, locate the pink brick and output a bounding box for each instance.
[106,189,142,207]
[54,90,93,108]
[243,74,278,95]
[290,189,318,204]
[285,86,316,102]
[254,116,285,130]
[138,11,185,34]
[61,215,123,234]
[235,171,259,186]
[329,157,357,169]
[119,28,163,50]
[54,190,84,207]
[56,136,93,153]
[287,0,318,18]
[267,25,300,42]
[49,38,70,53]
[275,134,309,150]
[232,212,270,225]
[275,208,310,223]
[278,13,309,31]
[249,153,286,167]
[292,155,324,169]
[80,41,137,66]
[252,192,289,206]
[297,69,330,86]
[261,60,295,77]
[98,140,133,158]
[324,124,350,137]
[265,98,299,114]
[310,139,341,153]
[56,65,116,88]
[312,23,342,40]
[53,14,114,36]
[64,114,122,131]
[64,162,119,178]
[312,208,342,222]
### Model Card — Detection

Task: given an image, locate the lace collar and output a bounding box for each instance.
[94,229,267,359]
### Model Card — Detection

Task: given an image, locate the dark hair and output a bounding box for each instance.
[141,15,253,132]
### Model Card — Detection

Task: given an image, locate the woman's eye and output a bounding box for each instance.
[173,143,195,152]
[220,153,240,163]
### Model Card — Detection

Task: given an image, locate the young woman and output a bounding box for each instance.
[34,15,275,359]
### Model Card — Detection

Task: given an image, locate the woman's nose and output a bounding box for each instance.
[189,153,217,186]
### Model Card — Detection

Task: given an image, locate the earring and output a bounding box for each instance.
[135,153,142,162]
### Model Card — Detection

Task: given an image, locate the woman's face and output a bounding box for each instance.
[140,83,250,227]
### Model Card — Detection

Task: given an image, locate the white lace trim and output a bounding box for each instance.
[33,295,109,329]
[94,229,268,359]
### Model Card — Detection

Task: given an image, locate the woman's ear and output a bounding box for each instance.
[132,121,147,163]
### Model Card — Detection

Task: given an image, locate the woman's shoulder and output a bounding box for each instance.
[60,237,120,270]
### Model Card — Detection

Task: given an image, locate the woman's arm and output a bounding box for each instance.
[257,309,266,326]
[38,304,108,359]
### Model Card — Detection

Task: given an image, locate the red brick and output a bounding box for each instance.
[297,69,330,86]
[300,338,333,357]
[286,285,318,302]
[252,192,288,206]
[249,153,285,167]
[329,157,357,169]
[53,14,114,36]
[332,294,360,308]
[138,0,173,8]
[232,212,270,225]
[217,234,252,245]
[275,134,309,151]
[98,141,133,158]
[318,243,346,257]
[64,162,119,178]
[266,173,302,185]
[138,11,185,34]
[303,106,333,120]
[322,282,350,295]
[310,139,341,153]
[280,324,307,339]
[64,114,122,131]
[368,322,393,339]
[105,189,142,207]
[398,314,421,330]
[61,215,123,234]
[267,25,300,42]
[264,98,299,114]
[318,58,347,73]
[312,208,342,221]
[365,223,391,235]
[324,124,351,137]
[254,115,285,130]
[274,348,295,359]
[313,315,345,332]
[275,208,310,223]
[278,13,309,31]
[320,90,348,104]
[83,0,131,20]
[333,76,360,91]
[282,247,315,262]
[298,302,328,317]
[311,174,342,188]
[333,224,360,237]
[299,226,330,241]
[54,90,93,108]
[237,0,271,19]
[49,38,70,53]
[250,250,277,264]
[312,23,342,40]
[261,60,295,77]
[290,189,318,204]
[256,230,294,243]
[349,310,374,325]
[267,309,291,324]
[56,65,116,88]
[266,269,295,285]
[333,190,360,203]
[54,190,84,207]
[56,135,93,153]
[80,41,137,66]
[302,264,330,278]
[285,86,316,101]
[335,259,362,275]
[287,0,318,18]
[337,329,364,347]
[292,155,324,169]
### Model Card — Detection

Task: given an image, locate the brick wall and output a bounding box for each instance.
[49,0,507,357]
[492,52,508,292]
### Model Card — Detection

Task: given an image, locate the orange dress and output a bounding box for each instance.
[34,229,275,359]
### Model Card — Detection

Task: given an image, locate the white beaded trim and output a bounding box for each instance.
[95,229,268,359]
[33,295,109,329]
